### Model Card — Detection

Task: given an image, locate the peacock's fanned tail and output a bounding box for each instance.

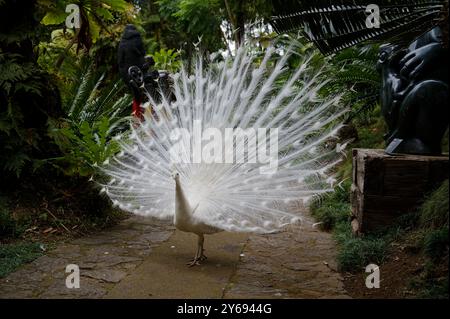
[99,46,349,234]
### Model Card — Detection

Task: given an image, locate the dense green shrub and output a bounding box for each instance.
[0,197,25,239]
[47,62,132,177]
[150,48,182,72]
[49,116,122,176]
[0,210,17,239]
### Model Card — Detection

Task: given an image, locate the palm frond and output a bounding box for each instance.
[64,59,132,125]
[319,44,381,122]
[270,0,447,55]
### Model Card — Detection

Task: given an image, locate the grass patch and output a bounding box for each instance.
[310,179,351,231]
[410,259,449,299]
[417,277,449,299]
[412,180,449,298]
[311,180,389,272]
[333,222,387,272]
[419,180,449,230]
[312,201,351,231]
[354,119,385,149]
[423,228,449,260]
[0,242,44,278]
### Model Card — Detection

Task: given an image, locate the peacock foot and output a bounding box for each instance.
[187,253,207,267]
[187,258,201,267]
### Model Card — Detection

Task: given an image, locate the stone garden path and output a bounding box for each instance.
[0,207,349,299]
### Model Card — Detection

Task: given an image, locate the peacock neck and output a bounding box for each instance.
[174,177,191,223]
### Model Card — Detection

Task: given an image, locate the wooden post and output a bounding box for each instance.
[351,149,449,233]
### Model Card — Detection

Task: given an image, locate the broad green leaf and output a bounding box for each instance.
[96,7,114,21]
[41,10,67,25]
[89,19,101,43]
[101,0,131,12]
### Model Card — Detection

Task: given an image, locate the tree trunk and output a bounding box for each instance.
[235,0,245,47]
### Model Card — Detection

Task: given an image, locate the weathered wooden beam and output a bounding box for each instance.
[351,149,449,233]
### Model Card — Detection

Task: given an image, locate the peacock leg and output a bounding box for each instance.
[198,234,207,261]
[187,234,203,267]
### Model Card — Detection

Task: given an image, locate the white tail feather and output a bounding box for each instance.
[100,46,348,233]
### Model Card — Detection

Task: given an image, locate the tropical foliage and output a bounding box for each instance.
[325,45,381,124]
[0,0,385,189]
[150,48,181,72]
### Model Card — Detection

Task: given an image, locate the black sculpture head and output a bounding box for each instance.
[118,24,146,92]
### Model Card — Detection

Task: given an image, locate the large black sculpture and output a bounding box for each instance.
[118,24,174,119]
[270,0,449,155]
[378,27,448,155]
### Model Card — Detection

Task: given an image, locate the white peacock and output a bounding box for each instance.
[99,46,348,266]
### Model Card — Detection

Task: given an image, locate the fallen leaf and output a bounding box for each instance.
[43,227,53,234]
[25,226,38,233]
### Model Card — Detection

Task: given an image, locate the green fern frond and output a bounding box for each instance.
[0,53,44,96]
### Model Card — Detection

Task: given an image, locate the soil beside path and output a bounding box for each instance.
[0,212,350,299]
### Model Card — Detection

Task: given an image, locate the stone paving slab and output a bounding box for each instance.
[106,230,248,299]
[0,211,350,299]
[223,218,350,299]
[0,216,173,299]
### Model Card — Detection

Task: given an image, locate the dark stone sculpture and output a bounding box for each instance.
[377,26,449,155]
[118,25,147,98]
[118,25,175,119]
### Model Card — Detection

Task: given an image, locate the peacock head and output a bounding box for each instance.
[172,172,180,182]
